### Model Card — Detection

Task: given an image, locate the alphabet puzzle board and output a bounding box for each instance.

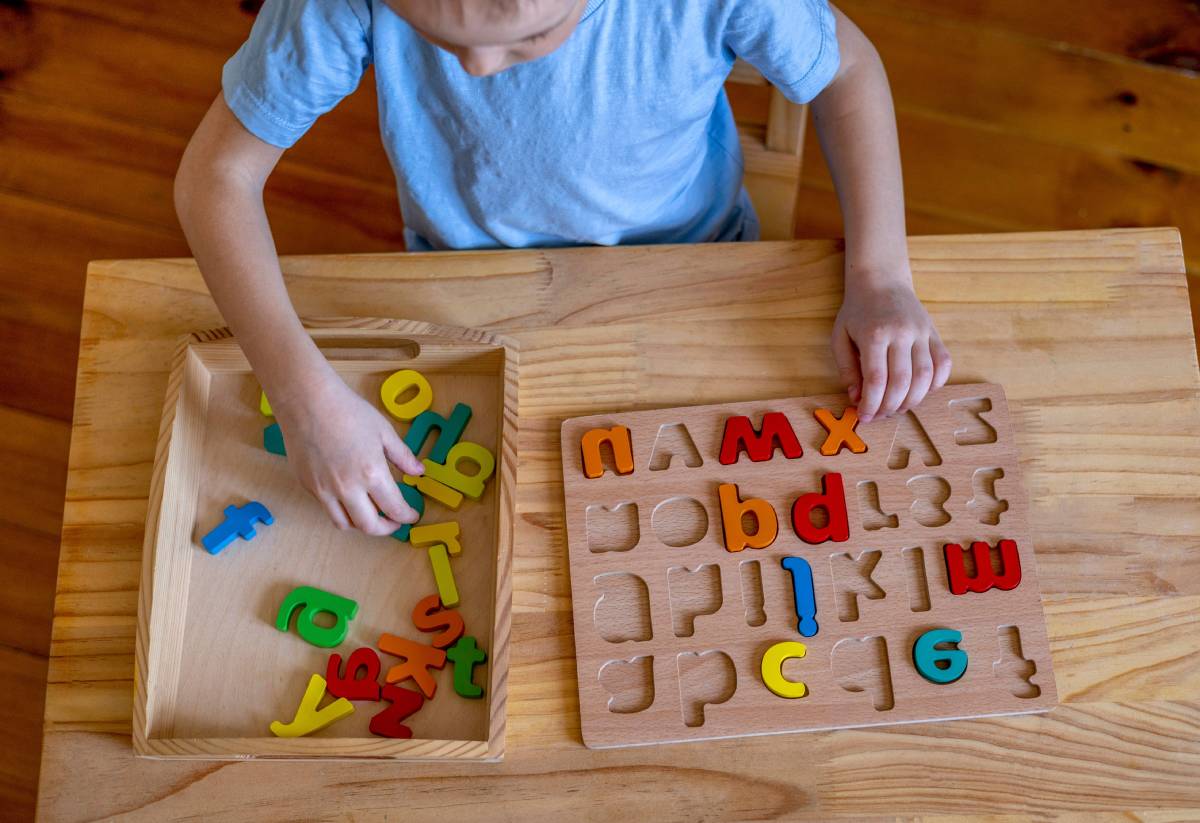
[560,383,1056,748]
[133,320,516,760]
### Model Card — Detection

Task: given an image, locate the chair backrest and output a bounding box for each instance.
[725,60,809,240]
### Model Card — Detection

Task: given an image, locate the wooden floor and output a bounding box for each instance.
[1,2,1197,819]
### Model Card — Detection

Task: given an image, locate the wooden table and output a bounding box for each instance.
[38,229,1200,821]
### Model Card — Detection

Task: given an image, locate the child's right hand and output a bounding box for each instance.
[273,375,425,536]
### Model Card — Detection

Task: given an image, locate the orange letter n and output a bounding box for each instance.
[581,425,635,479]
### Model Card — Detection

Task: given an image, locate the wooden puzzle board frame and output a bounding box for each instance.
[133,319,517,760]
[561,383,1056,748]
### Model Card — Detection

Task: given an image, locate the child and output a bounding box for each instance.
[175,0,952,536]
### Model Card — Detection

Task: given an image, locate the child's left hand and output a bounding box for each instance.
[831,280,952,423]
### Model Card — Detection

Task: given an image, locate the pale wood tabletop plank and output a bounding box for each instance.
[39,229,1200,821]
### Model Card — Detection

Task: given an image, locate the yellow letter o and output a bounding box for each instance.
[380,369,433,421]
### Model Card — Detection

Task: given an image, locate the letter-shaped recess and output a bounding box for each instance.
[325,648,383,701]
[813,407,867,456]
[581,425,636,479]
[791,473,849,544]
[832,636,894,711]
[781,556,819,637]
[761,641,809,699]
[648,423,703,471]
[718,412,803,465]
[411,594,465,649]
[912,628,968,684]
[263,423,286,456]
[369,685,425,739]
[275,585,359,648]
[422,443,496,501]
[388,483,426,543]
[381,369,433,421]
[378,633,447,699]
[201,501,274,555]
[677,650,736,727]
[269,674,354,737]
[887,411,942,470]
[598,656,655,714]
[994,625,1041,699]
[944,539,1022,595]
[829,551,885,622]
[718,483,779,552]
[404,402,473,463]
[447,635,488,699]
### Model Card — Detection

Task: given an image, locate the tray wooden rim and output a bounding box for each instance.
[132,317,518,761]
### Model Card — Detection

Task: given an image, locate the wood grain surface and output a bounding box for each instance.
[38,229,1200,821]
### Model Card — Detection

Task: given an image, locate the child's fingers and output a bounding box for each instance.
[369,476,420,525]
[856,339,889,423]
[383,427,425,476]
[831,325,863,401]
[879,341,913,417]
[900,338,934,412]
[343,490,402,537]
[319,494,353,531]
[931,334,953,389]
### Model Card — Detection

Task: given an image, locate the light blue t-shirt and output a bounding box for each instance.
[223,0,839,251]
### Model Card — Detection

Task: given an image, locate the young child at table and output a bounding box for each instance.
[175,0,952,536]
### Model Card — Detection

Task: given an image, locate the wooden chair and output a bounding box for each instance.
[725,60,809,240]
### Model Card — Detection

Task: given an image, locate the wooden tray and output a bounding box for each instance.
[560,383,1056,748]
[133,319,516,760]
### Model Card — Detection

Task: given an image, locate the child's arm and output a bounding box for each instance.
[175,94,423,535]
[810,6,952,422]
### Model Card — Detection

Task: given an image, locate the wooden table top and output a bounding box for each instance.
[39,229,1200,821]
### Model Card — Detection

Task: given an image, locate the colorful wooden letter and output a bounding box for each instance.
[381,369,433,421]
[447,635,487,699]
[201,501,274,555]
[405,403,472,463]
[275,585,359,648]
[790,473,849,545]
[390,482,426,542]
[944,539,1022,595]
[580,425,635,479]
[412,594,465,649]
[263,422,286,456]
[912,628,968,684]
[781,556,819,637]
[814,407,867,456]
[409,523,464,607]
[422,442,495,500]
[761,641,809,698]
[718,483,779,552]
[718,412,803,465]
[409,522,463,556]
[259,390,273,417]
[325,647,383,701]
[427,544,459,607]
[369,684,425,739]
[378,633,447,699]
[269,674,354,737]
[402,471,464,510]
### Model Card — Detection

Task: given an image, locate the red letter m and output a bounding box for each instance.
[719,412,803,465]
